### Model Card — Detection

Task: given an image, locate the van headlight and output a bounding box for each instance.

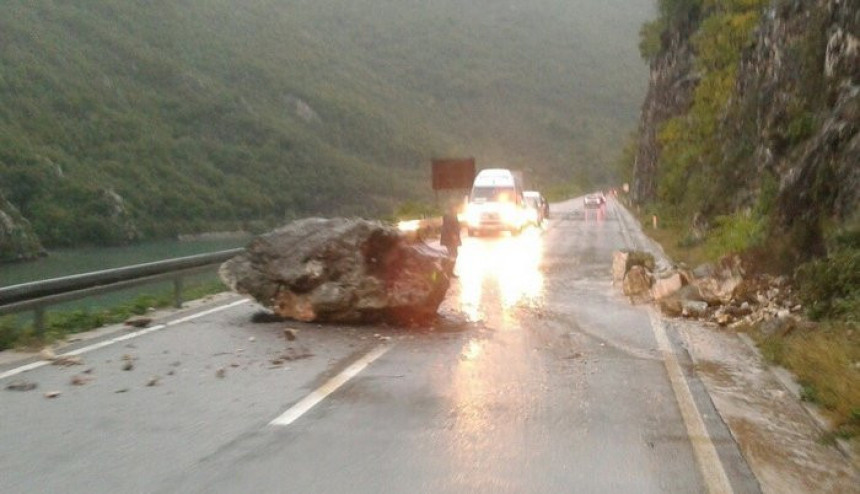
[465,205,481,227]
[500,205,521,227]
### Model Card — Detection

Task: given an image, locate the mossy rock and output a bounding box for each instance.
[625,250,656,272]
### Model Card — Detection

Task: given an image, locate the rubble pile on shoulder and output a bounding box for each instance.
[613,250,802,328]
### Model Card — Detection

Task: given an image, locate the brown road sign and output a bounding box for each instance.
[431,158,476,190]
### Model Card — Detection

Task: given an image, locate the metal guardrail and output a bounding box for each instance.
[0,248,244,334]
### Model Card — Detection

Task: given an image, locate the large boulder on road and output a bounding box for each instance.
[219,218,452,324]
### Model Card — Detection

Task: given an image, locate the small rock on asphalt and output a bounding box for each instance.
[146,376,160,387]
[39,348,57,361]
[44,391,61,399]
[216,368,226,379]
[52,355,84,367]
[70,375,90,386]
[284,328,297,341]
[6,380,37,391]
[124,316,153,328]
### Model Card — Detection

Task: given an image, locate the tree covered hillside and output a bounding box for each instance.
[0,0,650,249]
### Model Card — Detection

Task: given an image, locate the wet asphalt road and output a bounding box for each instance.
[0,198,761,493]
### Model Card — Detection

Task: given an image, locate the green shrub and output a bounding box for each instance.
[705,210,765,258]
[639,20,665,60]
[0,280,227,350]
[796,247,860,321]
[0,316,22,351]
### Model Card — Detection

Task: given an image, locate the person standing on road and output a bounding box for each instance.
[440,206,462,277]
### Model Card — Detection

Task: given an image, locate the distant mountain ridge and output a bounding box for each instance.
[0,0,651,259]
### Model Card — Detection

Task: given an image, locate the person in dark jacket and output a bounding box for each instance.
[440,207,462,276]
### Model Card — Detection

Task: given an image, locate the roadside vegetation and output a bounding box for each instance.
[0,280,226,351]
[754,237,860,444]
[633,0,860,450]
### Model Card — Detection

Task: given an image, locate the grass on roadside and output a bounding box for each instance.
[629,206,712,267]
[749,321,860,445]
[0,280,228,351]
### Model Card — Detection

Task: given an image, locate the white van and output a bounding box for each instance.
[463,168,527,235]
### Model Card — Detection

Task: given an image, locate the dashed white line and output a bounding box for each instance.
[0,298,249,381]
[270,343,393,427]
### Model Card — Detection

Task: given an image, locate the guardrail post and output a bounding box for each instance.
[173,277,183,308]
[34,307,45,336]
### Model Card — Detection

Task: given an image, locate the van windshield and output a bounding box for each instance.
[471,186,515,203]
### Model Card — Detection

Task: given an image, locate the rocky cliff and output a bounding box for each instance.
[0,193,45,263]
[633,0,859,260]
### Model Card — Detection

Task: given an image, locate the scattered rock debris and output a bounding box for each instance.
[70,375,91,386]
[44,391,61,399]
[283,328,297,341]
[215,368,226,379]
[52,355,84,367]
[121,354,136,371]
[39,348,56,361]
[146,376,160,387]
[115,388,129,394]
[270,348,314,366]
[6,380,37,391]
[124,316,152,328]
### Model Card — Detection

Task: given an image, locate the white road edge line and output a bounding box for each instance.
[270,343,393,427]
[0,298,250,381]
[614,195,734,492]
[648,309,735,494]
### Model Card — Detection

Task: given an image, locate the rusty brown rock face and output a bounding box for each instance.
[220,218,452,325]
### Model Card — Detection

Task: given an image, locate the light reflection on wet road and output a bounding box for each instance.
[457,228,546,324]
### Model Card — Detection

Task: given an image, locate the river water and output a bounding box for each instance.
[0,238,250,317]
[0,238,250,287]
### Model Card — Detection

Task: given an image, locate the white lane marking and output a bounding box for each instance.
[0,298,249,381]
[270,344,393,427]
[648,310,735,494]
